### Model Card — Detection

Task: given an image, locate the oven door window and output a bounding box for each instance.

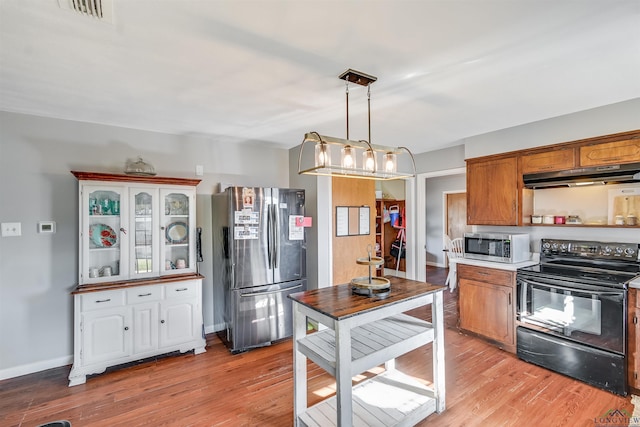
[518,278,624,354]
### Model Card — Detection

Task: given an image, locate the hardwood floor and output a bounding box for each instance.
[1,267,634,426]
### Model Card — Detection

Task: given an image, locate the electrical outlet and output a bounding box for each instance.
[195,165,204,176]
[1,222,22,237]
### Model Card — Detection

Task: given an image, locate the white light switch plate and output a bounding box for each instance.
[1,222,22,237]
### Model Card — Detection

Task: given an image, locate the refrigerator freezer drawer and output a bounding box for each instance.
[228,281,306,353]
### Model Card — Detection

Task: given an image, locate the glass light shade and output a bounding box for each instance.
[341,145,356,169]
[314,142,331,167]
[383,152,397,173]
[362,150,376,172]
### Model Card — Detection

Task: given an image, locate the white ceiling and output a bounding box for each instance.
[1,0,639,155]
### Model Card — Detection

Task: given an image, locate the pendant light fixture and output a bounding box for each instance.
[297,69,416,180]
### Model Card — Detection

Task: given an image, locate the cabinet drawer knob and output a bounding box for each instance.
[124,326,129,331]
[160,320,165,324]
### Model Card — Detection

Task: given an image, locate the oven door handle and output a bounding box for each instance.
[519,277,622,295]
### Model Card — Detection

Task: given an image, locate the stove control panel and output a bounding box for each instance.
[541,239,639,260]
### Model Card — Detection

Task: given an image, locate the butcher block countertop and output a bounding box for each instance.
[288,276,445,320]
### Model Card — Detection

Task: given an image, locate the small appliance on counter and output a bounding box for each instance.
[463,232,530,263]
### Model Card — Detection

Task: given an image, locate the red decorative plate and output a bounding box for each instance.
[89,223,117,248]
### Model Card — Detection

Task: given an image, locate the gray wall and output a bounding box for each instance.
[415,144,466,173]
[0,111,289,378]
[464,97,640,159]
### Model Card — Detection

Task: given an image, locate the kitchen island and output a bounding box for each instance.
[289,277,445,426]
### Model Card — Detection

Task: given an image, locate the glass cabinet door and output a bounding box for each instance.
[161,188,195,274]
[130,188,159,278]
[83,185,128,284]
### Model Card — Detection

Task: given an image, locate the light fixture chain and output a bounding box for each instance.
[345,78,350,140]
[367,83,372,144]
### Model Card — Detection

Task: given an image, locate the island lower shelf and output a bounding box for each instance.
[298,369,437,427]
[297,313,435,377]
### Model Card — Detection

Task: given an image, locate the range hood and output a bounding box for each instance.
[523,162,640,189]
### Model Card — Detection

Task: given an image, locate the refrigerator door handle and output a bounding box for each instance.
[266,203,273,269]
[241,284,303,297]
[271,204,278,269]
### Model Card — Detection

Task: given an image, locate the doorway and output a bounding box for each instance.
[444,191,468,268]
[414,167,466,282]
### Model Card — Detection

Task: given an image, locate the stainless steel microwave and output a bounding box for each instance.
[464,232,530,263]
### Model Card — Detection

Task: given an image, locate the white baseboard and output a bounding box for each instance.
[0,355,72,381]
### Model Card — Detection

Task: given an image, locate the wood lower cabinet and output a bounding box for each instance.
[68,277,206,386]
[458,264,516,353]
[580,137,640,167]
[467,155,525,226]
[628,288,640,391]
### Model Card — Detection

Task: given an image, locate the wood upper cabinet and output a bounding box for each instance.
[467,155,520,225]
[629,288,640,391]
[458,264,516,352]
[520,147,576,174]
[579,137,640,167]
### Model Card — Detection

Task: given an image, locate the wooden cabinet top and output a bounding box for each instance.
[71,171,201,186]
[466,129,640,165]
[520,148,576,174]
[72,273,204,294]
[579,138,640,167]
[288,277,444,320]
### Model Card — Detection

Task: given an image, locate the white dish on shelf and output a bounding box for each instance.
[166,221,188,244]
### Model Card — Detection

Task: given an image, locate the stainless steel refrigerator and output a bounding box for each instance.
[211,186,306,353]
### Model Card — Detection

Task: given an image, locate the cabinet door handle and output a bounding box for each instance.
[160,320,165,324]
[175,288,188,292]
[508,294,511,306]
[138,293,152,297]
[120,227,127,235]
[95,299,111,303]
[124,326,129,331]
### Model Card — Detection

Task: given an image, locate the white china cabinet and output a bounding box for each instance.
[75,172,199,283]
[68,172,206,387]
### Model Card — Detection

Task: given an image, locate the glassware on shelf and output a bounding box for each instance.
[124,157,156,176]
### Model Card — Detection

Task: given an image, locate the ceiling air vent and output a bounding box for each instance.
[58,0,113,23]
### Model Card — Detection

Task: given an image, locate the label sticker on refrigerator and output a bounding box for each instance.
[289,216,304,241]
[235,210,259,225]
[234,226,259,240]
